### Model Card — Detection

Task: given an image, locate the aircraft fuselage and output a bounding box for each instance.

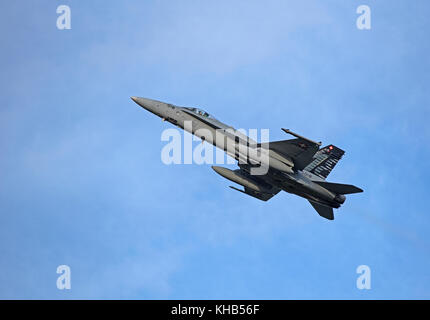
[131,96,359,220]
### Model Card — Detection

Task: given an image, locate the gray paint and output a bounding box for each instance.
[131,97,363,220]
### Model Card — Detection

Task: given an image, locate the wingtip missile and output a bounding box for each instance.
[282,128,322,146]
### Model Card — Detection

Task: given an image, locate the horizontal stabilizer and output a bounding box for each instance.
[308,200,334,220]
[313,181,363,195]
[229,186,277,201]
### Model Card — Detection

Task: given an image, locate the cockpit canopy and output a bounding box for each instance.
[186,107,211,118]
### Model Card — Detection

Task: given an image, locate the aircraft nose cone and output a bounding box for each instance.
[130,96,157,111]
[130,96,139,103]
[130,96,149,107]
[130,96,167,118]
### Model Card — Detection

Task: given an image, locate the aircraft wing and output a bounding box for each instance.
[267,138,319,169]
[260,129,321,170]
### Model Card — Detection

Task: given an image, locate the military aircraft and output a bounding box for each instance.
[131,96,363,220]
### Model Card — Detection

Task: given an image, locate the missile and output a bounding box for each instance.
[282,128,322,146]
[211,166,270,193]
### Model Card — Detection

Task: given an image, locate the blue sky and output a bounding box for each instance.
[0,0,429,299]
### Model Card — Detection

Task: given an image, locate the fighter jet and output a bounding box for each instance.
[131,96,363,220]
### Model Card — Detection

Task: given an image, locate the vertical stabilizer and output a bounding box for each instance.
[304,145,344,180]
[308,200,334,220]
